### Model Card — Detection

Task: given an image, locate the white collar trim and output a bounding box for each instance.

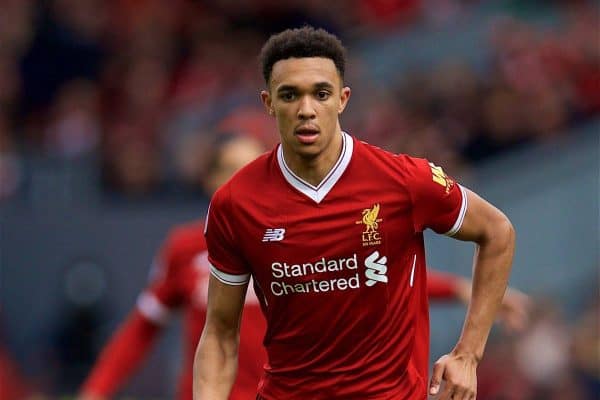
[277,131,354,204]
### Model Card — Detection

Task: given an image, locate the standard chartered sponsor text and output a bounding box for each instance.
[270,254,360,296]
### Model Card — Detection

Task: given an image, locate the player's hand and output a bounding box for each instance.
[497,287,531,333]
[429,351,478,400]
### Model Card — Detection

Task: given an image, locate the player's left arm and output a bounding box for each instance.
[429,188,515,400]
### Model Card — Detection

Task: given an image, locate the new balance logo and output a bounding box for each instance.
[262,228,286,242]
[365,250,388,286]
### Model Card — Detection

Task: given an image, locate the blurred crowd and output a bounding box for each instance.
[477,295,599,400]
[0,0,598,200]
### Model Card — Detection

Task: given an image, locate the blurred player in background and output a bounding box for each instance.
[429,271,529,334]
[79,133,528,400]
[78,135,268,400]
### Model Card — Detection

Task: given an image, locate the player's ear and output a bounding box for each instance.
[338,86,351,114]
[260,90,274,116]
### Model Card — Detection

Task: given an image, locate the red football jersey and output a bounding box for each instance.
[205,133,467,399]
[138,222,267,400]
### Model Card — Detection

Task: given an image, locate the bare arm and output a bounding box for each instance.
[193,275,248,400]
[430,188,515,400]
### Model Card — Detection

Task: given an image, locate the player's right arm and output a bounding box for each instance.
[193,275,248,400]
[196,185,252,400]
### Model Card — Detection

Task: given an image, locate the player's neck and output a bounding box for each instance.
[283,130,343,187]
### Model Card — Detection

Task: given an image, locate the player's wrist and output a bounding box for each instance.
[450,344,482,365]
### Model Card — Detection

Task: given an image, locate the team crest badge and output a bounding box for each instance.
[356,204,383,246]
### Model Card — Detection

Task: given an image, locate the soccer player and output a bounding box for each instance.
[77,134,527,400]
[195,27,516,400]
[78,135,268,400]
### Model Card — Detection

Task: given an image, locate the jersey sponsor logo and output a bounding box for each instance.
[262,228,286,242]
[267,252,390,296]
[365,250,388,286]
[270,254,360,296]
[429,162,455,194]
[356,204,383,246]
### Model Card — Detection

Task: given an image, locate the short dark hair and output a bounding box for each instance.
[259,26,347,84]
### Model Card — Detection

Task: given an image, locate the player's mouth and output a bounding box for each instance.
[294,125,320,144]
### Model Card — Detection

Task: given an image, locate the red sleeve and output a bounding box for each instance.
[204,186,251,285]
[80,311,161,397]
[145,231,189,310]
[427,270,460,300]
[402,156,467,235]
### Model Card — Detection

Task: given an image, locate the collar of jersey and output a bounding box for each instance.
[277,131,354,204]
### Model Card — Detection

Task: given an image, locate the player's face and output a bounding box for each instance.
[261,57,350,163]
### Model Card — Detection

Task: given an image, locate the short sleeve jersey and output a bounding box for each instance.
[138,222,207,323]
[205,133,467,400]
[137,222,266,400]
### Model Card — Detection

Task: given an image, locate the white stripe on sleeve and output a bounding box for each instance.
[444,184,468,236]
[210,264,250,286]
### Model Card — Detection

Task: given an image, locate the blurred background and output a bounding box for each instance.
[0,0,598,399]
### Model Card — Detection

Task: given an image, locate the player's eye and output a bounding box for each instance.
[316,91,330,100]
[280,92,296,101]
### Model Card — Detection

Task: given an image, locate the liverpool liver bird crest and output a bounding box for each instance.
[361,204,381,233]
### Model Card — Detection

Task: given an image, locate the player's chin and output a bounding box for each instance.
[294,142,323,158]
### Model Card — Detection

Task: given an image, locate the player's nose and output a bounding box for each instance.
[297,96,316,120]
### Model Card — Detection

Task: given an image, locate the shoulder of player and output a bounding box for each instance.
[351,139,436,199]
[353,138,420,172]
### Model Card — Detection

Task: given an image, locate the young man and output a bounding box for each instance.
[78,134,526,400]
[195,27,516,400]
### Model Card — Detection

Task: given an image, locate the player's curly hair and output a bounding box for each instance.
[259,26,347,84]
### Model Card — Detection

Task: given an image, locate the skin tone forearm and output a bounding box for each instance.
[430,189,515,400]
[453,218,515,361]
[193,276,248,400]
[193,324,239,399]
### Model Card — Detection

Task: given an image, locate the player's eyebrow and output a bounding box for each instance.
[313,82,334,90]
[276,82,335,94]
[276,85,297,94]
